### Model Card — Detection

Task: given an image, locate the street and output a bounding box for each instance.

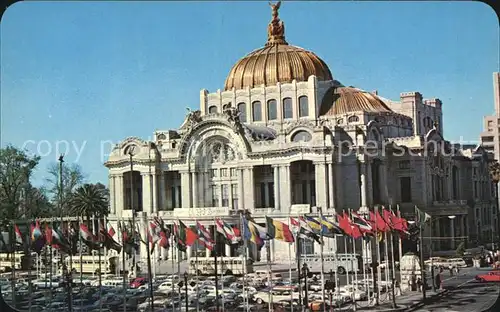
[411,267,500,311]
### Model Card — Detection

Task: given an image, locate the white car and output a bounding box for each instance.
[339,285,368,301]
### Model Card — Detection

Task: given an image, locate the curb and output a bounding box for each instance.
[403,289,450,311]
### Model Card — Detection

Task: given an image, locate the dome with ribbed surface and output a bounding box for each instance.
[319,86,393,116]
[224,2,333,91]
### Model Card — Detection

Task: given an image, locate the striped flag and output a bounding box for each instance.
[350,211,373,234]
[196,221,215,250]
[14,224,23,246]
[216,218,240,244]
[266,217,294,243]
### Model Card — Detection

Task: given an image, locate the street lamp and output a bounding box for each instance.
[302,263,309,311]
[128,147,137,278]
[183,272,188,312]
[429,215,456,292]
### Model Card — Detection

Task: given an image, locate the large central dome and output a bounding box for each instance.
[224,2,333,91]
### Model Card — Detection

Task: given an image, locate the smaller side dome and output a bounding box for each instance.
[319,86,393,116]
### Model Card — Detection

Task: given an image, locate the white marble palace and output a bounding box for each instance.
[105,3,498,262]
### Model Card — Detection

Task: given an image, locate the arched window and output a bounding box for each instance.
[237,102,247,122]
[291,130,312,142]
[372,129,380,142]
[209,106,218,114]
[337,118,343,125]
[252,101,262,121]
[267,99,277,120]
[283,97,293,119]
[298,96,309,117]
[348,115,359,123]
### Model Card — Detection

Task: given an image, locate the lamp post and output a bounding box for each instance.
[302,263,309,311]
[183,272,189,312]
[128,147,137,278]
[429,215,456,292]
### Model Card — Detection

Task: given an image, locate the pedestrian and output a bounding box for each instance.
[395,280,402,296]
[449,266,453,276]
[416,277,422,292]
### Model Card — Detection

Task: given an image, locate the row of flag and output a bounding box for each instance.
[12,206,418,258]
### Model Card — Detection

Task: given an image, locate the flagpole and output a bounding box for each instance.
[374,207,381,305]
[119,219,127,312]
[350,210,359,312]
[397,205,403,282]
[49,221,53,303]
[195,237,200,312]
[26,222,33,312]
[287,216,294,312]
[319,208,326,312]
[295,215,302,310]
[241,212,249,312]
[219,220,225,312]
[266,239,272,312]
[212,218,220,312]
[177,219,181,308]
[43,228,48,305]
[333,233,339,299]
[96,217,102,312]
[10,221,16,309]
[144,221,155,312]
[170,227,175,312]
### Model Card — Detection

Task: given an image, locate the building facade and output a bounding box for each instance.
[105,4,497,262]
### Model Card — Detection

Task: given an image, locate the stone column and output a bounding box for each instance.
[280,165,291,212]
[366,160,373,207]
[158,172,166,211]
[359,161,367,208]
[328,163,335,210]
[229,183,234,209]
[109,175,116,215]
[238,169,245,210]
[141,173,152,213]
[450,217,455,249]
[245,167,255,210]
[116,175,124,213]
[314,162,328,209]
[218,184,223,208]
[336,161,343,209]
[191,172,198,208]
[152,173,157,213]
[180,171,191,208]
[273,165,281,210]
[379,160,389,203]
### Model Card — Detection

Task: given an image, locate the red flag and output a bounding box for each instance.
[338,213,353,236]
[383,209,395,230]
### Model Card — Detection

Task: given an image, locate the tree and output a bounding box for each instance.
[69,183,109,227]
[45,162,85,216]
[0,145,40,229]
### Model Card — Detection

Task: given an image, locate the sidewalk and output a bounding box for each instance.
[337,289,448,312]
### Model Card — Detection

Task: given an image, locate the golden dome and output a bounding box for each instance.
[224,2,333,91]
[319,85,393,116]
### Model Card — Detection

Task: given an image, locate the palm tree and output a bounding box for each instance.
[70,183,109,228]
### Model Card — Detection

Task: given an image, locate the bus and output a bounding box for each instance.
[300,253,364,274]
[188,257,254,276]
[61,255,119,275]
[0,252,37,272]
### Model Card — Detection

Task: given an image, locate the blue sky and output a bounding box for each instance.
[1,1,499,187]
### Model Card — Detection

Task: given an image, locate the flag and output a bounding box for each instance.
[30,221,45,254]
[174,220,198,251]
[415,206,431,225]
[266,217,294,243]
[147,221,161,254]
[196,221,215,250]
[292,217,322,244]
[216,218,240,244]
[382,208,396,230]
[14,224,23,246]
[304,216,322,233]
[153,217,170,250]
[350,211,373,234]
[100,222,122,253]
[80,224,103,250]
[319,215,345,236]
[107,221,116,238]
[344,212,363,239]
[242,216,264,248]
